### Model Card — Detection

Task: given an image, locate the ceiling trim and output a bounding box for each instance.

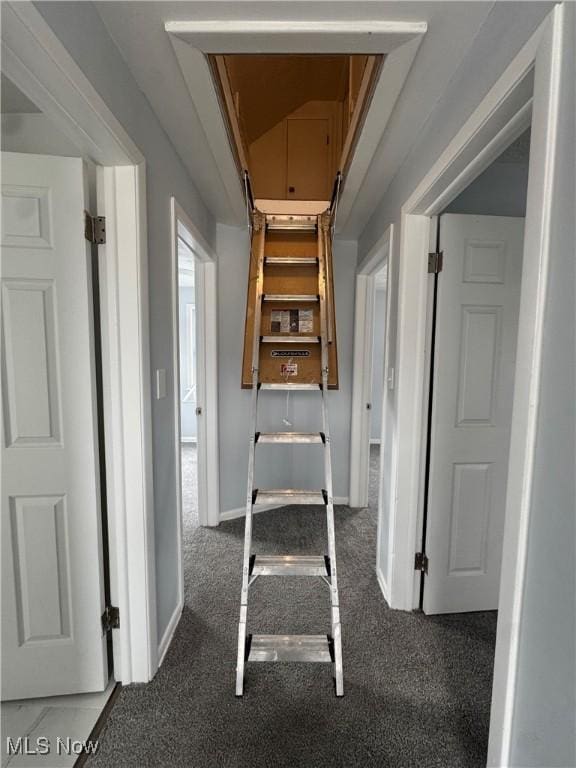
[166,20,426,230]
[166,20,427,54]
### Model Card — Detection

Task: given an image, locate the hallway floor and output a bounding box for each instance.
[89,445,497,768]
[1,681,116,768]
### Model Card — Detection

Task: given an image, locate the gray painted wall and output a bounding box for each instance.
[370,288,386,440]
[34,1,216,644]
[1,113,82,156]
[446,129,531,217]
[445,161,529,217]
[217,224,357,512]
[359,7,549,260]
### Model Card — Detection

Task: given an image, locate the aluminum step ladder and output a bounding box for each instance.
[235,209,344,697]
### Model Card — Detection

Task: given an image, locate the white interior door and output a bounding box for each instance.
[423,214,524,614]
[1,152,108,699]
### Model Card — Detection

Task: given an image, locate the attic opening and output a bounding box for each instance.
[209,54,384,205]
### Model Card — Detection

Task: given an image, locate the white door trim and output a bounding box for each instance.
[348,277,375,508]
[386,6,568,766]
[171,194,220,520]
[2,2,156,685]
[349,226,395,602]
[166,197,219,663]
[97,166,156,683]
[349,225,393,508]
[389,14,543,611]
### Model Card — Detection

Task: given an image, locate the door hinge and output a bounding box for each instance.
[101,605,120,633]
[414,552,429,574]
[85,212,106,245]
[428,250,443,274]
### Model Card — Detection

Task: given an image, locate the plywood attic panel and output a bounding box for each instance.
[224,55,349,143]
[249,100,343,201]
[242,220,338,388]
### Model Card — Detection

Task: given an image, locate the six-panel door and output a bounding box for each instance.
[1,153,108,699]
[423,214,525,614]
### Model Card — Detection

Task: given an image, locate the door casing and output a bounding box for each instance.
[349,226,394,600]
[388,34,535,608]
[2,2,157,686]
[166,198,220,663]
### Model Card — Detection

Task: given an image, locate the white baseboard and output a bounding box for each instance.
[157,598,183,667]
[369,438,381,445]
[220,496,350,522]
[376,565,390,607]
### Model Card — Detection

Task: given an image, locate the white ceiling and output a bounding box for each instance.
[95,2,497,236]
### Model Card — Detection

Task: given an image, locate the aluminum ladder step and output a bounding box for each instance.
[251,554,330,577]
[265,256,317,266]
[256,431,324,445]
[266,215,317,232]
[260,335,319,344]
[260,383,321,391]
[253,489,326,506]
[263,294,319,303]
[236,200,343,698]
[247,634,333,663]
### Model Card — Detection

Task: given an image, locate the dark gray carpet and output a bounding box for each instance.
[89,444,497,768]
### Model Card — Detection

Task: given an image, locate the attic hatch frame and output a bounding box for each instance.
[207,53,385,202]
[166,20,427,230]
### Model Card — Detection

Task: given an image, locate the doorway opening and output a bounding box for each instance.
[418,127,531,616]
[168,199,219,663]
[170,196,219,546]
[369,267,388,519]
[403,122,533,763]
[178,233,200,529]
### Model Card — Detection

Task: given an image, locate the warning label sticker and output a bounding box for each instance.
[281,363,298,376]
[270,310,291,333]
[271,309,314,334]
[298,309,313,333]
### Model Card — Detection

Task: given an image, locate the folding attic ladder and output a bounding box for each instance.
[236,179,344,697]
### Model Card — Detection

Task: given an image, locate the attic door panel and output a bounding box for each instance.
[286,119,331,200]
